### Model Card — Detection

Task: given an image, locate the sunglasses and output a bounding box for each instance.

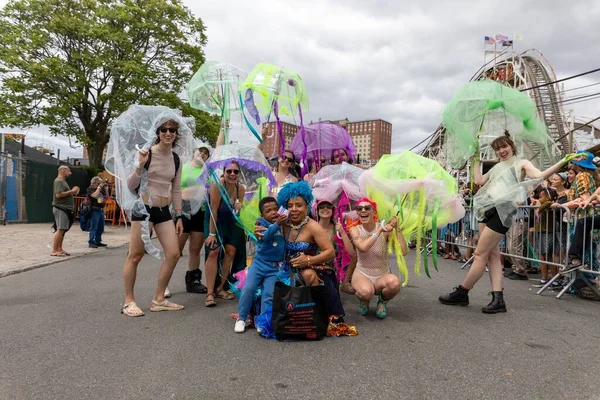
[318,203,334,210]
[281,156,294,163]
[356,205,373,212]
[225,169,240,175]
[159,127,178,134]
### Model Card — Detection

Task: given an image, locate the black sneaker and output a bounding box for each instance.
[96,243,108,247]
[89,243,98,248]
[439,286,469,306]
[507,272,528,280]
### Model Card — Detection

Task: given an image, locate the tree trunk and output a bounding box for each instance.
[88,136,109,169]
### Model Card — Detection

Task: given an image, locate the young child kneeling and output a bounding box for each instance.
[235,197,287,333]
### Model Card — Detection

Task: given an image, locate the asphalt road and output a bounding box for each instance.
[2,248,599,400]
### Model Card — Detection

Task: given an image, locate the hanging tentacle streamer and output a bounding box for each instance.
[298,103,309,176]
[238,92,262,143]
[431,198,441,272]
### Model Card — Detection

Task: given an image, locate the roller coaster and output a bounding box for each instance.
[422,49,568,172]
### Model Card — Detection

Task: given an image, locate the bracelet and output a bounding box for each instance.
[306,256,311,266]
[209,233,216,237]
[371,233,379,238]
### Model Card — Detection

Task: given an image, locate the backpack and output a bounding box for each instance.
[135,149,180,194]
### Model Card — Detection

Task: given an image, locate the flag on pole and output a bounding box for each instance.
[515,34,523,40]
[484,36,495,44]
[495,34,509,44]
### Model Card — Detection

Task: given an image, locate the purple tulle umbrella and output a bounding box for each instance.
[289,123,357,171]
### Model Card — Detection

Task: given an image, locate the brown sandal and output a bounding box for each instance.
[205,293,216,307]
[215,289,235,300]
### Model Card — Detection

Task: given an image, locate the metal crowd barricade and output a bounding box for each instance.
[425,203,600,301]
[537,206,600,299]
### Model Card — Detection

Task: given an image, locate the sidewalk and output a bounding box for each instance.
[0,223,131,278]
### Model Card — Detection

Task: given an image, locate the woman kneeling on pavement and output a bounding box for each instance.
[350,198,406,319]
[122,118,185,317]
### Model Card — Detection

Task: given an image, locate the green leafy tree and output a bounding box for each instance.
[0,0,220,167]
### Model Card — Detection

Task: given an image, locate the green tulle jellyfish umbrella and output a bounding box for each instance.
[359,151,465,285]
[442,80,550,168]
[239,63,309,156]
[186,61,247,143]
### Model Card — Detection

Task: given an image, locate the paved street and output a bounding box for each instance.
[1,248,599,400]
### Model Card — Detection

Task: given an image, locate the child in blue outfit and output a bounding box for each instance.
[234,197,287,333]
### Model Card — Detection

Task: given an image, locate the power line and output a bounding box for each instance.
[561,81,600,93]
[520,67,600,92]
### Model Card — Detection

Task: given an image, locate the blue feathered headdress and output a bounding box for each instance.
[277,181,314,209]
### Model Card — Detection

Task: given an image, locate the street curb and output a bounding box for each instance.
[0,242,130,279]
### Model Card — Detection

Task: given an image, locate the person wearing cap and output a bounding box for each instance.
[560,151,599,213]
[564,152,600,272]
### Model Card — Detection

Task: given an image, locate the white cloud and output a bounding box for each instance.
[192,0,600,153]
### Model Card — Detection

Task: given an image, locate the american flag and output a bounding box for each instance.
[484,36,495,44]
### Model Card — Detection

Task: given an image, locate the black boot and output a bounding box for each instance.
[186,269,208,294]
[439,285,469,306]
[481,291,507,314]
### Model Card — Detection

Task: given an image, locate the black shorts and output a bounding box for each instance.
[480,207,511,235]
[131,205,172,225]
[181,209,205,234]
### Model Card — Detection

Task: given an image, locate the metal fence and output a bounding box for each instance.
[0,153,90,224]
[426,204,600,301]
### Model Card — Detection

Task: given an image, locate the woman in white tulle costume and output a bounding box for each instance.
[439,133,580,314]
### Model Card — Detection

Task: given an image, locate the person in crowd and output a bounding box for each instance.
[86,177,108,248]
[566,166,577,189]
[178,145,210,294]
[313,199,355,297]
[550,172,571,265]
[531,187,562,288]
[272,150,298,195]
[51,165,79,256]
[122,119,184,317]
[273,182,338,313]
[564,180,600,273]
[560,152,600,271]
[350,198,407,319]
[203,161,246,307]
[439,133,579,313]
[505,186,530,280]
[562,152,599,211]
[234,197,287,333]
[442,223,462,260]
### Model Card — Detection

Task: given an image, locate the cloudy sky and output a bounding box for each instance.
[2,0,600,159]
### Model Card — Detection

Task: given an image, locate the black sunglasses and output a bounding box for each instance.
[225,169,240,175]
[356,205,372,212]
[159,127,178,134]
[281,156,294,163]
[318,203,334,210]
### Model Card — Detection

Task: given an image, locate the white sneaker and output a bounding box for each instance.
[256,327,263,334]
[164,287,172,298]
[234,319,247,333]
